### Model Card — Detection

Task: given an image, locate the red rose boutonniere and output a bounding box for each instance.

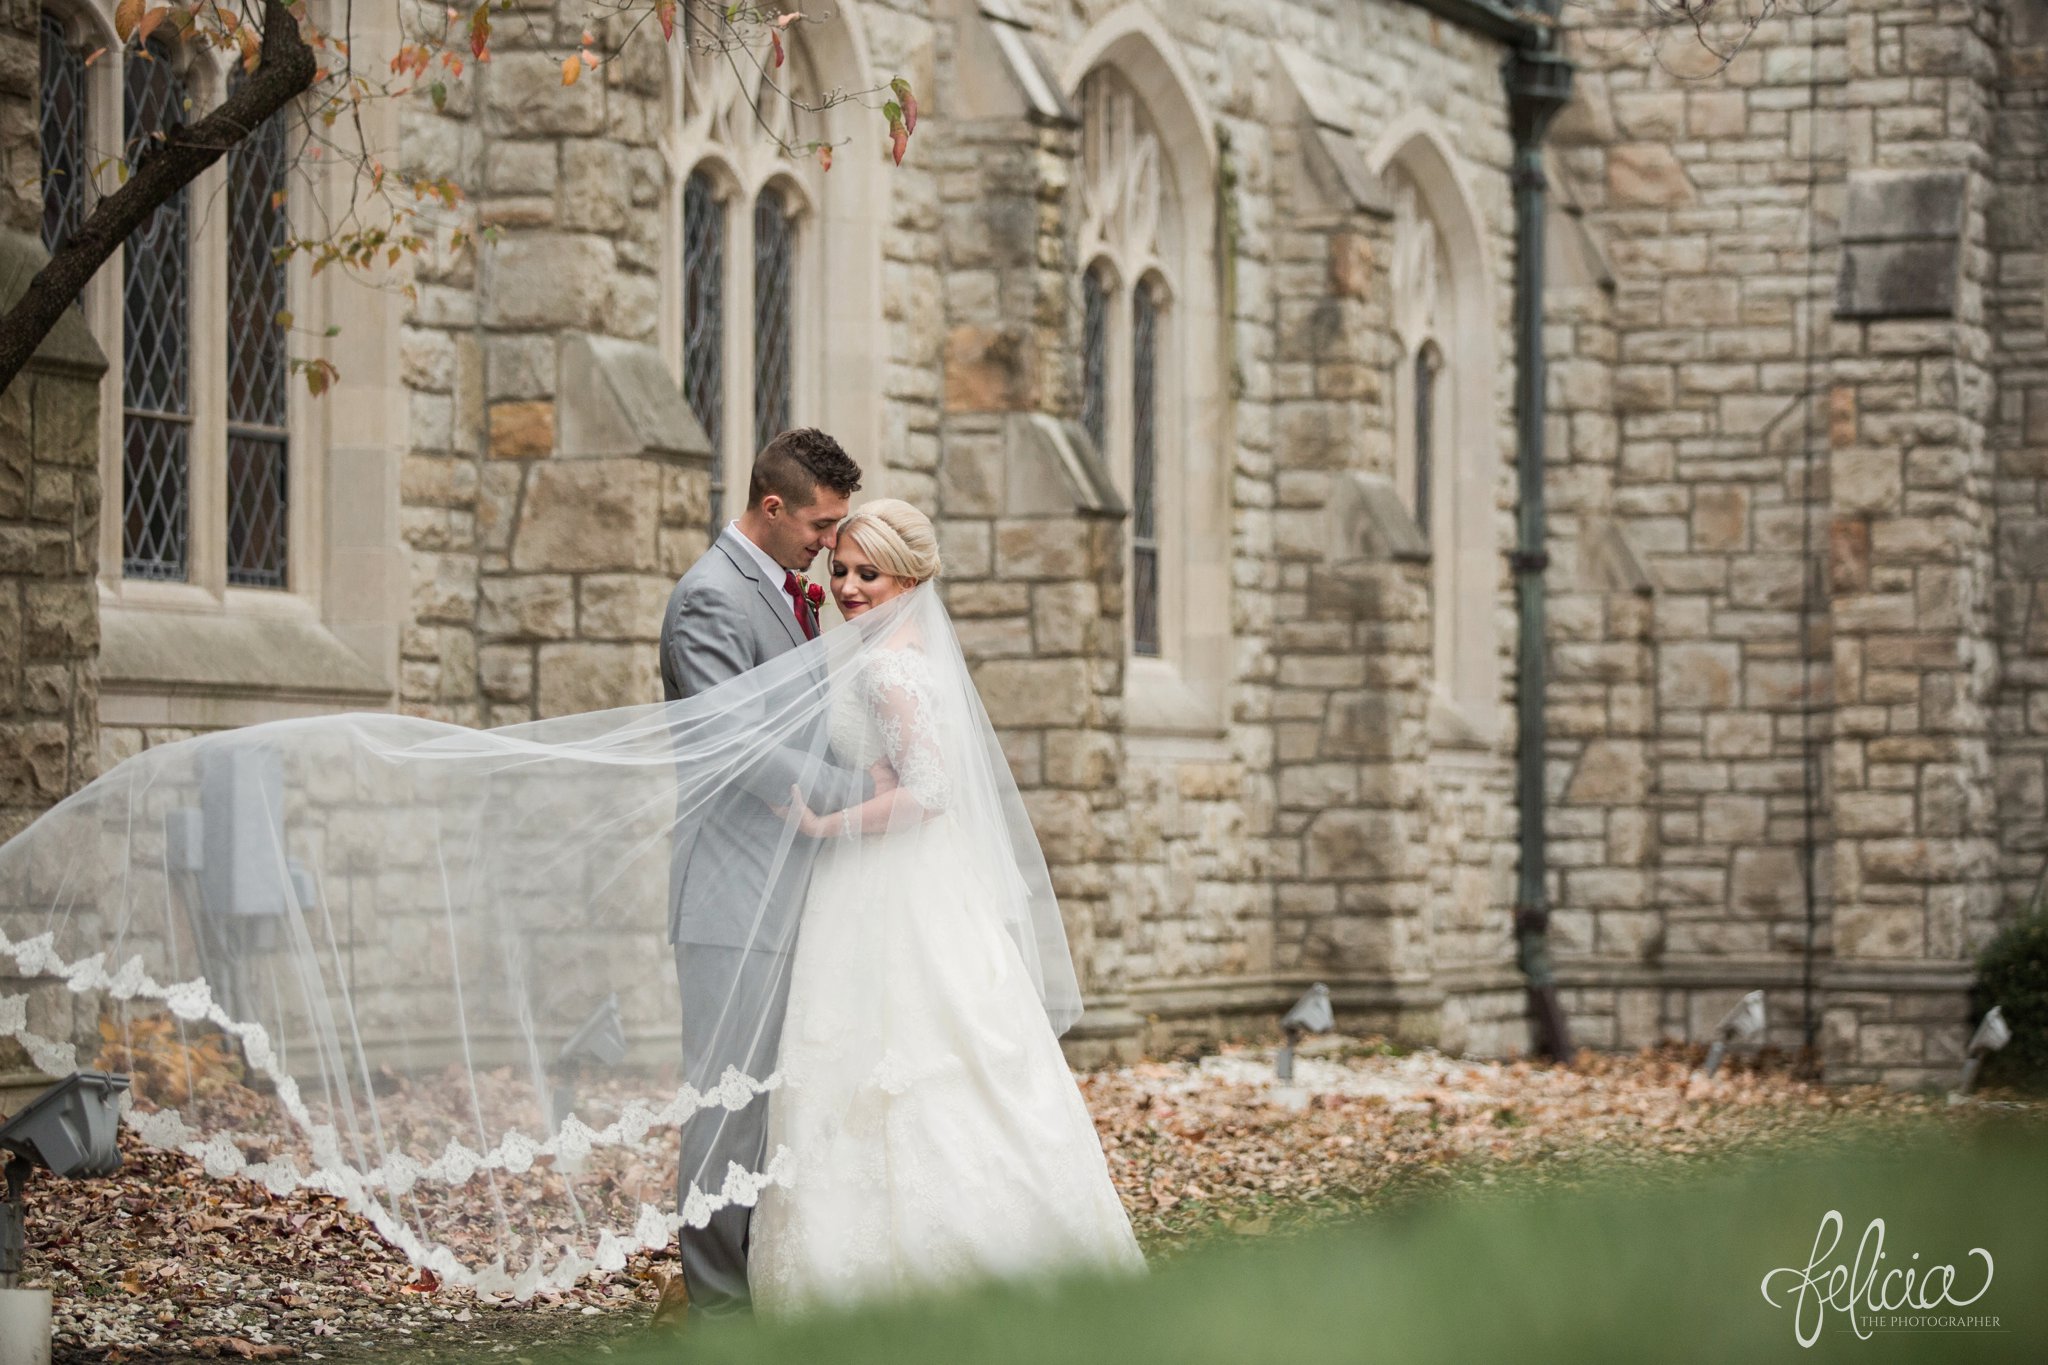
[803,580,825,612]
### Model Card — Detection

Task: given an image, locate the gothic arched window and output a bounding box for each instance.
[682,169,726,524]
[1130,276,1162,657]
[752,185,796,452]
[1079,68,1178,665]
[37,9,87,256]
[225,88,292,588]
[1080,266,1109,457]
[667,7,858,533]
[120,35,192,582]
[1381,143,1502,737]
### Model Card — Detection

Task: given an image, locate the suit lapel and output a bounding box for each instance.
[716,528,808,652]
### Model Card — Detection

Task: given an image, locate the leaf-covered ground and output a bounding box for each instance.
[30,1039,2011,1363]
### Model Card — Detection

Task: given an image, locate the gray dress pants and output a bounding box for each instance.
[673,941,793,1317]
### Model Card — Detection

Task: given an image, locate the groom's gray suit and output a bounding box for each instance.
[659,525,866,1317]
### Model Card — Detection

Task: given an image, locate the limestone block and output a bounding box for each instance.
[478,645,534,702]
[30,372,96,468]
[478,574,574,640]
[578,574,671,641]
[1830,448,1901,516]
[1328,231,1375,300]
[1020,788,1100,864]
[535,642,657,716]
[486,141,559,197]
[487,334,557,402]
[1836,241,1960,319]
[1304,809,1411,880]
[1044,729,1118,789]
[1729,846,1802,913]
[1564,739,1648,805]
[1321,694,1410,761]
[971,658,1093,728]
[1567,869,1646,910]
[22,581,94,658]
[1857,1022,1928,1066]
[481,233,617,331]
[1843,169,1968,241]
[411,551,479,626]
[1690,486,1749,553]
[1030,581,1104,656]
[489,400,555,458]
[938,432,1003,518]
[1277,763,1357,810]
[0,382,25,518]
[0,720,69,803]
[511,459,662,573]
[944,325,1038,412]
[1613,90,1686,141]
[1687,90,1747,139]
[658,461,710,530]
[1275,403,1356,471]
[1656,642,1738,709]
[558,140,631,233]
[485,52,606,136]
[995,519,1093,581]
[1607,144,1695,208]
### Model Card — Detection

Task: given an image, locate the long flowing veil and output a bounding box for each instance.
[0,585,1079,1296]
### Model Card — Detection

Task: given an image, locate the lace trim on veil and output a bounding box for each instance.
[0,925,790,1298]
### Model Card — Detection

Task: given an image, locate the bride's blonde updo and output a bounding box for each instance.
[839,498,943,584]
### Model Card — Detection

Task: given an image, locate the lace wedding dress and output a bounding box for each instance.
[748,645,1145,1313]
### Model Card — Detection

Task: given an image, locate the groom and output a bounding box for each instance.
[659,428,869,1320]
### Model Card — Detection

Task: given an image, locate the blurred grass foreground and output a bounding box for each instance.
[591,1116,2043,1365]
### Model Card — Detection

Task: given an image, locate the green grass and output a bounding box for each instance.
[548,1115,2045,1365]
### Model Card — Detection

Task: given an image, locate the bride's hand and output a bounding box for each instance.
[784,785,832,839]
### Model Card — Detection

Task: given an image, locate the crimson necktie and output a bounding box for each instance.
[783,571,816,640]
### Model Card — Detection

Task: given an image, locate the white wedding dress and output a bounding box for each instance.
[748,644,1145,1314]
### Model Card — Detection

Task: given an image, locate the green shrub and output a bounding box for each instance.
[1974,902,2048,1093]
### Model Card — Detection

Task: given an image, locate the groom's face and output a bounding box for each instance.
[762,487,852,570]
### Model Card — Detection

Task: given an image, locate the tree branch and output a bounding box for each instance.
[0,0,318,395]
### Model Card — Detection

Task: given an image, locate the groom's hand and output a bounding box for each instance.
[777,785,832,839]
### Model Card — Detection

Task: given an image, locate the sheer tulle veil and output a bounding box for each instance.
[0,584,1080,1295]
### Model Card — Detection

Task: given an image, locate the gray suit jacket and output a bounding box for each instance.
[660,528,864,948]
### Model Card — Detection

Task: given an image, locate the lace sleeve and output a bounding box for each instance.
[866,648,951,815]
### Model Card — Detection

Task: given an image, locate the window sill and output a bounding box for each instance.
[99,593,393,729]
[1427,689,1501,756]
[1124,655,1228,741]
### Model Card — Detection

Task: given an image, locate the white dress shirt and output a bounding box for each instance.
[727,520,791,585]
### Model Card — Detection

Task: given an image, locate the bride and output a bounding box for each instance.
[747,499,1144,1313]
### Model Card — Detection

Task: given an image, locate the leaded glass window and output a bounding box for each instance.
[1414,344,1439,547]
[226,95,291,588]
[1130,280,1161,659]
[753,187,794,453]
[1081,268,1108,455]
[683,170,725,528]
[122,38,191,582]
[38,10,87,257]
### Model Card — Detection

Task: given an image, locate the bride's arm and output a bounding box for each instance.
[791,656,949,837]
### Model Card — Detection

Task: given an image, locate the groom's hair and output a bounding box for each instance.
[749,428,863,510]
